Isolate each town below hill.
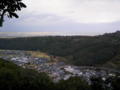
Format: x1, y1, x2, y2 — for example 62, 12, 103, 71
0, 50, 119, 83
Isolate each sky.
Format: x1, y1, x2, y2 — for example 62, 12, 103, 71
1, 0, 120, 35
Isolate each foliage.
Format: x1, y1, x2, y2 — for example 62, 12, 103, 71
57, 77, 91, 90
90, 76, 120, 90
0, 58, 91, 90
0, 0, 26, 26
0, 58, 54, 90
0, 58, 120, 90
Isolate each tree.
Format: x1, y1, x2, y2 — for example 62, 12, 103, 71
0, 0, 26, 27
111, 76, 120, 90
57, 77, 90, 90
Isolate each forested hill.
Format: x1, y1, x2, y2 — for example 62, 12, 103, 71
0, 31, 120, 69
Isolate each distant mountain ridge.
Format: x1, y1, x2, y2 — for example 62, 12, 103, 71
0, 31, 120, 70
0, 32, 96, 38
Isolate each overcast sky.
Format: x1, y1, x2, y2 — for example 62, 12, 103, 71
1, 0, 120, 35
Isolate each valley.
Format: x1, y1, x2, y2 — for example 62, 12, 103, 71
0, 50, 119, 83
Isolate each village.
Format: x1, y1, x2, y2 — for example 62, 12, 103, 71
0, 50, 118, 83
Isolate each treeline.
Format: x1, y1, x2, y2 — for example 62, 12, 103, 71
0, 58, 120, 90
0, 31, 120, 67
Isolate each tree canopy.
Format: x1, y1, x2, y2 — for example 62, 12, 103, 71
0, 0, 26, 27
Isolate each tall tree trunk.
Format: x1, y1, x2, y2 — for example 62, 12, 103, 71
0, 16, 3, 27
0, 10, 6, 27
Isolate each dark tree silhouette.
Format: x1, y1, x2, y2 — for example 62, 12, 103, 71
0, 0, 26, 27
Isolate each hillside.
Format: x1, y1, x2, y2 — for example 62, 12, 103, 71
0, 58, 55, 90
0, 58, 93, 90
0, 31, 120, 69
0, 58, 120, 90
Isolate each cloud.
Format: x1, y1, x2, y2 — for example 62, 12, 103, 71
18, 14, 69, 26
2, 0, 120, 34
19, 0, 120, 26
